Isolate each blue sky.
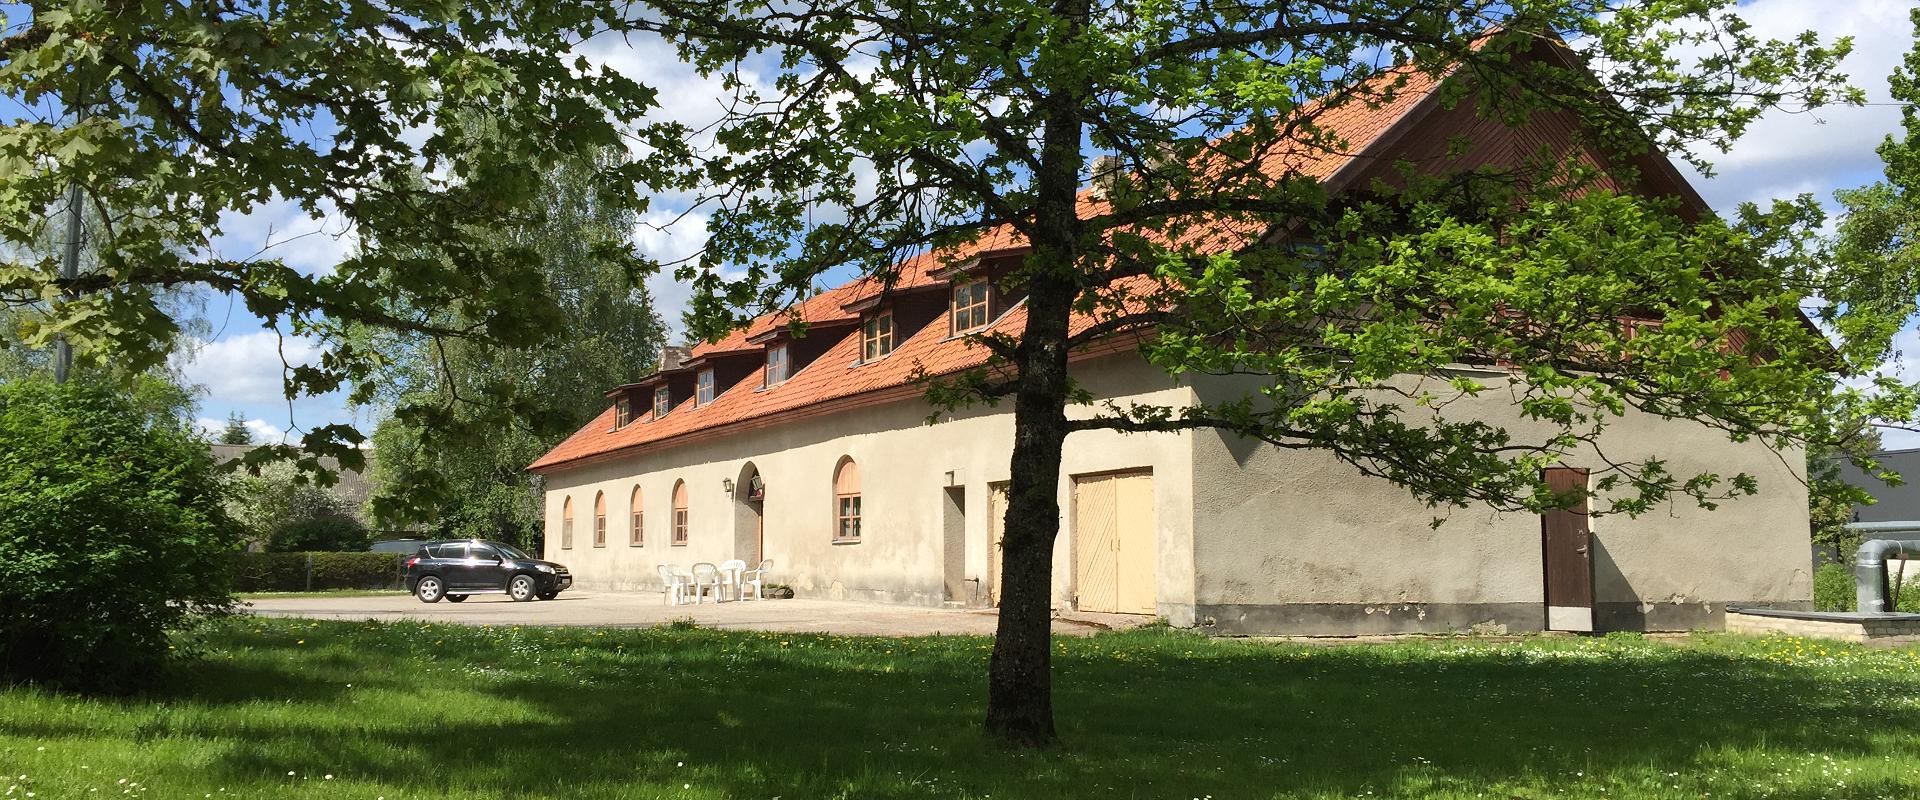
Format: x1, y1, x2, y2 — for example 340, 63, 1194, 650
55, 0, 1911, 446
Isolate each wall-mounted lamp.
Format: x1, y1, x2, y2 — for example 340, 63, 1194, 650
721, 477, 735, 497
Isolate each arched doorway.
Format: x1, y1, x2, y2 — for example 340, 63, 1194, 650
733, 462, 764, 564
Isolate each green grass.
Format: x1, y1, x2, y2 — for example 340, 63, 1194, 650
236, 589, 406, 599
3, 620, 1919, 799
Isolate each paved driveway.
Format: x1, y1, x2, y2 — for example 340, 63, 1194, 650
243, 592, 1116, 637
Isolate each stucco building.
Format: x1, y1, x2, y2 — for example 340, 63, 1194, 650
529, 61, 1813, 636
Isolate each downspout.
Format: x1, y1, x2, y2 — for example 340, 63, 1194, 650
1841, 521, 1920, 613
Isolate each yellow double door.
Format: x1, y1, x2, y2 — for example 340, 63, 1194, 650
989, 471, 1157, 615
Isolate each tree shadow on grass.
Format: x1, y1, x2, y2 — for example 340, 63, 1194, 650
175, 624, 1920, 798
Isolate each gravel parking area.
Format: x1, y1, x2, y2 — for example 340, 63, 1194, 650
242, 591, 1116, 636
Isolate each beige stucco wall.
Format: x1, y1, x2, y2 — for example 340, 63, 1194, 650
539, 352, 1196, 610
542, 357, 1811, 635
1187, 367, 1813, 634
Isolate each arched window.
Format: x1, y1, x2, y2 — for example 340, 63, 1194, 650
833, 457, 861, 542
593, 491, 607, 547
629, 485, 644, 546
671, 480, 689, 545
560, 496, 575, 549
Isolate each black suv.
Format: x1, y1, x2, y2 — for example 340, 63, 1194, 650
403, 540, 571, 603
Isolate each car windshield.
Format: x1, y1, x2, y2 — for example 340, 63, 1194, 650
487, 541, 531, 560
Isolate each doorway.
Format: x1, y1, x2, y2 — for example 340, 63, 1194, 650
942, 486, 967, 603
1541, 467, 1595, 632
1071, 470, 1156, 614
987, 481, 1008, 606
734, 462, 764, 564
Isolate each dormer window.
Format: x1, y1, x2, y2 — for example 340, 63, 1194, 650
696, 368, 716, 405
765, 343, 791, 386
614, 396, 633, 428
951, 278, 990, 334
863, 311, 895, 361
653, 386, 671, 418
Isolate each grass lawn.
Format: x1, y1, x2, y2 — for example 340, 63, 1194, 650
2, 620, 1918, 799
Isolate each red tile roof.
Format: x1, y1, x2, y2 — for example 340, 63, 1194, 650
529, 67, 1446, 473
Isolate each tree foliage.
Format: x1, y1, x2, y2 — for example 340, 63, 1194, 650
227, 459, 361, 550
217, 411, 253, 445
1799, 8, 1920, 556
0, 378, 238, 694
0, 0, 672, 476
359, 148, 668, 546
625, 0, 1875, 745
267, 514, 372, 553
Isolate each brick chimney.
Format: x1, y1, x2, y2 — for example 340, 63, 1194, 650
657, 344, 692, 372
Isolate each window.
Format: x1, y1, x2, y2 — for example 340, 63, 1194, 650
431, 542, 468, 559
614, 396, 632, 428
653, 386, 671, 418
593, 491, 607, 547
696, 369, 716, 405
469, 543, 497, 561
629, 485, 644, 546
862, 311, 895, 361
951, 279, 990, 334
560, 497, 574, 549
833, 457, 861, 542
765, 343, 790, 386
671, 480, 689, 545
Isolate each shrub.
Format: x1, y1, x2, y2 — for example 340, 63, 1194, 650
1812, 560, 1920, 613
0, 379, 239, 694
267, 514, 372, 552
1814, 563, 1854, 612
231, 551, 401, 591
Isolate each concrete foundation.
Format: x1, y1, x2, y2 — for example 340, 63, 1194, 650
1725, 607, 1920, 647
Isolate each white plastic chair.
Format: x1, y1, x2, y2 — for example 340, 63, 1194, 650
657, 564, 692, 606
740, 559, 772, 601
719, 559, 747, 601
690, 562, 723, 604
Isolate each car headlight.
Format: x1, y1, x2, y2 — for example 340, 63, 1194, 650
534, 564, 556, 574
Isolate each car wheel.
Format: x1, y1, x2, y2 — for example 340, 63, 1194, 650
415, 576, 445, 603
536, 591, 558, 601
446, 594, 469, 603
508, 575, 537, 602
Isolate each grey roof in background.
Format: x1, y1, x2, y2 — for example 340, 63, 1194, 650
1835, 448, 1920, 524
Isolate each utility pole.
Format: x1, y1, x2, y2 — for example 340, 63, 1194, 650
53, 99, 88, 384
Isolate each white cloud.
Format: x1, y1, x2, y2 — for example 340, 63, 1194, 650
632, 208, 715, 337
176, 330, 324, 406
193, 416, 289, 444
1682, 0, 1914, 211
207, 195, 359, 276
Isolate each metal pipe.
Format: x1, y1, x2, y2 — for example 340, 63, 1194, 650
1843, 523, 1920, 613
54, 99, 89, 384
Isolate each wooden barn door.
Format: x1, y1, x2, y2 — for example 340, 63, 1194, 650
1072, 470, 1157, 615
1541, 467, 1595, 632
987, 481, 1009, 606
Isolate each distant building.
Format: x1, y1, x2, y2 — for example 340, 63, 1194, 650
1833, 448, 1920, 525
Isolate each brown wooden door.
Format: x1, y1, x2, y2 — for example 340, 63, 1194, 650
1541, 467, 1595, 632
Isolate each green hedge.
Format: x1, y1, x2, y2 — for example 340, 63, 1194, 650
232, 552, 403, 592
1812, 562, 1920, 612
